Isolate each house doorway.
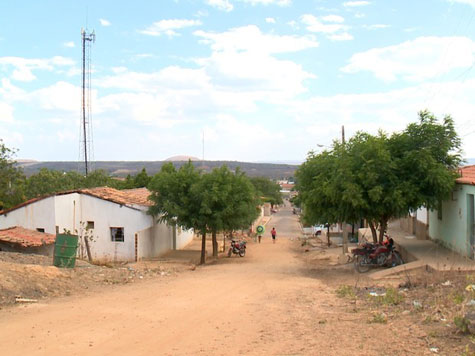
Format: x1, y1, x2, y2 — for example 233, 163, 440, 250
468, 194, 475, 259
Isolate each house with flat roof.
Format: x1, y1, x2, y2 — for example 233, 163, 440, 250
0, 187, 194, 262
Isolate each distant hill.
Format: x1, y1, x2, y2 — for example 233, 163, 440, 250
165, 155, 200, 161
18, 160, 298, 179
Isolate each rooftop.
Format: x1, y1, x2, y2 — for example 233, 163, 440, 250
81, 187, 152, 207
0, 187, 153, 216
0, 226, 56, 247
457, 165, 475, 185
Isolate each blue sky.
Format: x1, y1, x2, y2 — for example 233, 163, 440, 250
1, 0, 475, 163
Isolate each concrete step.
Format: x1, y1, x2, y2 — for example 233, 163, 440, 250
369, 260, 427, 280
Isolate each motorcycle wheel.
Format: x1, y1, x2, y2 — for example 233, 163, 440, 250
392, 251, 404, 266
354, 256, 370, 273
227, 248, 232, 257
239, 248, 246, 257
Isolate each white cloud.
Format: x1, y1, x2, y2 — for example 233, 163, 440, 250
341, 36, 475, 81
63, 41, 75, 48
363, 24, 390, 30
28, 81, 81, 112
321, 15, 345, 23
449, 0, 475, 7
328, 32, 354, 41
140, 19, 202, 37
343, 1, 370, 7
288, 79, 475, 158
266, 17, 276, 23
206, 0, 233, 12
99, 18, 111, 27
0, 56, 75, 82
0, 101, 14, 122
301, 14, 352, 41
194, 25, 318, 53
241, 0, 291, 5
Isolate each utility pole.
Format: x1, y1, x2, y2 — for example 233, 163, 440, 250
341, 125, 349, 254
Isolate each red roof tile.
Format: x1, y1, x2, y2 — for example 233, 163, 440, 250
0, 187, 153, 216
80, 187, 152, 207
457, 165, 475, 185
0, 226, 55, 247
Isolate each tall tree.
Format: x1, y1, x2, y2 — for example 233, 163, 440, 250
148, 162, 209, 264
296, 111, 462, 243
134, 168, 151, 188
0, 141, 25, 210
249, 177, 283, 206
198, 166, 260, 257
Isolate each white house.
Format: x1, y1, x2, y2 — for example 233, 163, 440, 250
0, 187, 194, 262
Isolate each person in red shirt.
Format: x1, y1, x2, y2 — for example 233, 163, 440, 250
271, 227, 277, 243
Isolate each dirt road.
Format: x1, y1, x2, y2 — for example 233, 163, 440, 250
0, 205, 432, 356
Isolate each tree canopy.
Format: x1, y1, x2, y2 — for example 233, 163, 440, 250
295, 111, 462, 243
249, 177, 283, 206
0, 141, 25, 211
148, 162, 260, 263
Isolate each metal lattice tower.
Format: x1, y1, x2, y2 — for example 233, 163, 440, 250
79, 28, 95, 176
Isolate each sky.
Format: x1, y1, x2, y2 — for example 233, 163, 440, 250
1, 0, 475, 163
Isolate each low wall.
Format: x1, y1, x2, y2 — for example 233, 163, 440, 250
0, 242, 54, 256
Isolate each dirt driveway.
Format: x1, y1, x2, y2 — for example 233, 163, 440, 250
0, 206, 444, 355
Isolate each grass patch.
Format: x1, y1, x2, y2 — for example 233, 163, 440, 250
336, 285, 355, 299
369, 312, 387, 324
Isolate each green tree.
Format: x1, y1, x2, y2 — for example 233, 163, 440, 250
148, 162, 260, 263
296, 111, 462, 243
0, 141, 25, 210
197, 166, 260, 257
249, 177, 283, 206
148, 162, 209, 264
133, 168, 151, 188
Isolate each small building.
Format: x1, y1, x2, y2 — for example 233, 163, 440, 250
0, 187, 194, 262
429, 165, 475, 259
0, 226, 56, 256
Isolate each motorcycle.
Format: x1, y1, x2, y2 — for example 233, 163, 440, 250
227, 240, 246, 257
352, 237, 403, 273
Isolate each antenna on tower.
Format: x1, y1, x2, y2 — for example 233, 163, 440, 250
79, 27, 95, 176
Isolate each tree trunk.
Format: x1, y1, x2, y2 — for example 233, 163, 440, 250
378, 219, 388, 244
369, 222, 378, 244
212, 229, 218, 257
200, 232, 206, 265
342, 223, 349, 254
327, 225, 331, 246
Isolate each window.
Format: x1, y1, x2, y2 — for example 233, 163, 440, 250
86, 221, 95, 230
36, 228, 45, 233
111, 227, 124, 242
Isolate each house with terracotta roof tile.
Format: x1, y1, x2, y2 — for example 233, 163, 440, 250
0, 226, 56, 255
0, 187, 194, 262
428, 165, 475, 259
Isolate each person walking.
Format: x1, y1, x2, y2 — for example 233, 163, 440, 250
271, 227, 277, 243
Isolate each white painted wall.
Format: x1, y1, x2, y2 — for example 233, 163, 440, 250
176, 226, 194, 249
416, 207, 428, 224
0, 197, 56, 234
0, 192, 194, 262
77, 195, 152, 262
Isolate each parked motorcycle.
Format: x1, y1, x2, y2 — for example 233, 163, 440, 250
227, 240, 246, 257
352, 237, 403, 273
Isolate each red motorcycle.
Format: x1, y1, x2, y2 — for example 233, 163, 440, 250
227, 240, 246, 257
352, 237, 403, 273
